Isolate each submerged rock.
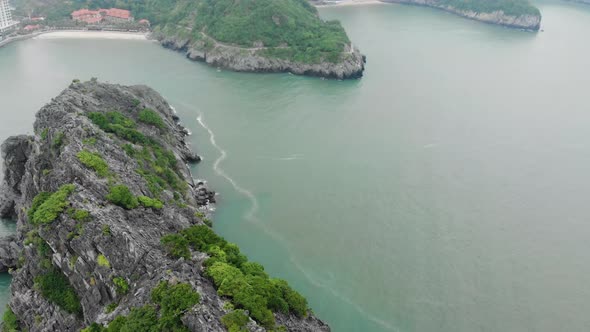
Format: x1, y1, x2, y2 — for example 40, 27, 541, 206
0, 80, 329, 332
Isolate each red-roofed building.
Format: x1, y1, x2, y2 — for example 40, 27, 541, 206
23, 24, 40, 31
71, 8, 133, 24
138, 19, 150, 26
71, 9, 101, 23
102, 8, 132, 22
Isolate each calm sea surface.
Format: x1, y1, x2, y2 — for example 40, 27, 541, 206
0, 1, 589, 330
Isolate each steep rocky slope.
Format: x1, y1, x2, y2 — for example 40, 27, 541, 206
0, 80, 330, 332
156, 33, 365, 80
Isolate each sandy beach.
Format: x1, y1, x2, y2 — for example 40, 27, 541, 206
34, 31, 148, 40
315, 0, 384, 7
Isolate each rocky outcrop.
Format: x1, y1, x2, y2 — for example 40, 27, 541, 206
0, 80, 329, 331
0, 235, 21, 272
0, 135, 33, 218
381, 0, 542, 30
155, 33, 366, 80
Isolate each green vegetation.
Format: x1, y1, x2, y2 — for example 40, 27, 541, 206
106, 185, 139, 210
40, 128, 49, 140
17, 0, 352, 64
102, 225, 111, 236
138, 109, 166, 130
87, 112, 152, 145
134, 145, 186, 196
68, 208, 91, 222
77, 150, 110, 177
2, 306, 19, 332
66, 208, 91, 239
28, 192, 52, 220
161, 234, 190, 259
113, 277, 129, 294
438, 0, 540, 16
106, 302, 119, 314
97, 254, 111, 268
83, 137, 97, 146
221, 310, 250, 332
34, 268, 82, 315
102, 305, 159, 331
151, 281, 200, 329
160, 225, 308, 327
24, 231, 51, 257
85, 281, 200, 331
29, 184, 76, 225
172, 0, 350, 63
86, 111, 186, 196
138, 196, 164, 209
52, 131, 65, 150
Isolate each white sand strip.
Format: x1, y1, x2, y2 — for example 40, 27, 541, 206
316, 0, 384, 7
34, 31, 148, 40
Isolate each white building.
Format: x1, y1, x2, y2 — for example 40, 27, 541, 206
0, 0, 17, 33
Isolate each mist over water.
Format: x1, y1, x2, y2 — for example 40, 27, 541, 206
0, 1, 590, 330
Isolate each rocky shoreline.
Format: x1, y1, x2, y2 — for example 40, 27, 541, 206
377, 0, 542, 30
152, 32, 366, 80
0, 80, 330, 331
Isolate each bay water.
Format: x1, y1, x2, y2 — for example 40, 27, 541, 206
0, 1, 589, 330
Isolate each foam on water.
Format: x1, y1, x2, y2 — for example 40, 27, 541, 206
195, 113, 397, 331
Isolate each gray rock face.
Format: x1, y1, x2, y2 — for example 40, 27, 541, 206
0, 135, 33, 218
382, 0, 542, 30
0, 81, 329, 332
155, 33, 366, 80
0, 235, 21, 272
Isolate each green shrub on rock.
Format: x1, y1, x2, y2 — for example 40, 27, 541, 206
97, 254, 111, 268
106, 185, 138, 209
160, 234, 190, 259
28, 192, 51, 221
113, 277, 129, 295
138, 196, 164, 209
34, 268, 82, 315
151, 281, 200, 330
170, 225, 309, 325
138, 109, 166, 130
30, 184, 76, 225
106, 305, 159, 331
221, 310, 249, 332
2, 306, 19, 332
77, 150, 109, 177
68, 208, 91, 222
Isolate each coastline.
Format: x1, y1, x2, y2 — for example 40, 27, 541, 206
315, 0, 384, 7
316, 0, 541, 31
34, 30, 148, 40
0, 29, 149, 50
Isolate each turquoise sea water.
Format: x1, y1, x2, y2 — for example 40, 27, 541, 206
0, 1, 589, 330
0, 220, 17, 316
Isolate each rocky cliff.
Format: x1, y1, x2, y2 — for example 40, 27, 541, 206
0, 80, 330, 332
381, 0, 542, 30
154, 33, 365, 80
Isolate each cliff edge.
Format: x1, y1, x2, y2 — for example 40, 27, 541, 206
0, 80, 330, 332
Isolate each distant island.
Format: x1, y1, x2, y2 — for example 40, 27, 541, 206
13, 0, 366, 79
315, 0, 542, 30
